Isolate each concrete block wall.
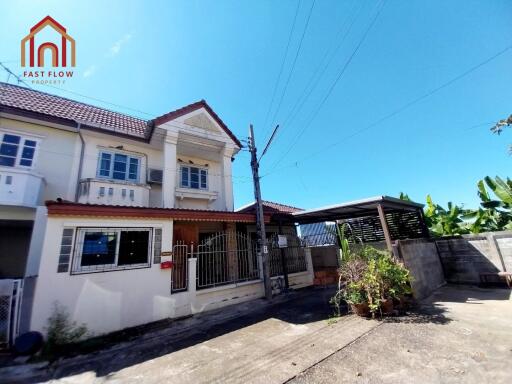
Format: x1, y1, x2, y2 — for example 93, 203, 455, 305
397, 239, 446, 299
435, 231, 511, 284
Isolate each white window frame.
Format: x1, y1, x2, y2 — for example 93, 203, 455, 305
96, 150, 141, 183
71, 227, 152, 274
0, 130, 40, 169
180, 165, 208, 190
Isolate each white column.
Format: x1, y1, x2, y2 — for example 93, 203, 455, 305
162, 133, 178, 208
305, 247, 314, 285
221, 146, 235, 211
188, 257, 198, 313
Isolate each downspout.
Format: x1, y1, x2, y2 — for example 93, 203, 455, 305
74, 122, 85, 202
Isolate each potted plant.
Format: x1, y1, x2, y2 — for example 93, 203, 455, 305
344, 282, 370, 317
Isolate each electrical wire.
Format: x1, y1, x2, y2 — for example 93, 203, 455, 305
262, 43, 512, 178
266, 0, 316, 137
260, 0, 302, 141
260, 0, 363, 161
267, 0, 387, 172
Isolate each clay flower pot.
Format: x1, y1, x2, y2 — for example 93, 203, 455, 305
350, 302, 370, 317
395, 294, 412, 310
380, 298, 394, 315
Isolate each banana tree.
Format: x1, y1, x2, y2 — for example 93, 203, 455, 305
423, 195, 470, 236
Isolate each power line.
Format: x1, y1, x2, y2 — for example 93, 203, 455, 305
269, 0, 364, 149
267, 0, 316, 135
263, 43, 512, 178
260, 0, 302, 141
268, 0, 386, 172
0, 64, 247, 147
0, 62, 33, 89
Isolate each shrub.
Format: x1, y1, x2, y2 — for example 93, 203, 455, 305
332, 245, 412, 317
42, 303, 88, 359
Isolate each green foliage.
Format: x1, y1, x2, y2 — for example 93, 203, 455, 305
331, 245, 412, 317
400, 175, 512, 236
42, 303, 88, 359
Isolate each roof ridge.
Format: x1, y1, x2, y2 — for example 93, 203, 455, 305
262, 200, 304, 211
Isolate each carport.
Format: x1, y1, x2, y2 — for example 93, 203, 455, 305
293, 196, 429, 252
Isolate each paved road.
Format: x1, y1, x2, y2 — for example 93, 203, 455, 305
291, 285, 512, 384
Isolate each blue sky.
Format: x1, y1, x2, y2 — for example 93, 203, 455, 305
1, 0, 511, 210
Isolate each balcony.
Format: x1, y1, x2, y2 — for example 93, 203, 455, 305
0, 168, 45, 208
78, 178, 150, 207
175, 187, 218, 202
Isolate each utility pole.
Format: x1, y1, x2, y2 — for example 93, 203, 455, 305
249, 124, 272, 300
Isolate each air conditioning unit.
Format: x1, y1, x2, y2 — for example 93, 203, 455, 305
147, 168, 163, 184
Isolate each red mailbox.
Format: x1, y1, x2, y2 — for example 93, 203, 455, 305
160, 261, 174, 269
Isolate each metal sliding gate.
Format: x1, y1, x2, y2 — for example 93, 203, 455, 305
170, 231, 259, 293
268, 234, 308, 277
0, 279, 23, 348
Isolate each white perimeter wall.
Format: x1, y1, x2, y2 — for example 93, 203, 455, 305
30, 216, 314, 337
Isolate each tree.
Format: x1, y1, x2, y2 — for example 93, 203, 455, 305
400, 176, 512, 236
491, 114, 512, 153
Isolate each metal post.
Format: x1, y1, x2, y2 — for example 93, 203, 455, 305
278, 218, 289, 290
377, 204, 393, 252
249, 124, 272, 300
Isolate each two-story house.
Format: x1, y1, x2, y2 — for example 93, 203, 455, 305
0, 82, 313, 340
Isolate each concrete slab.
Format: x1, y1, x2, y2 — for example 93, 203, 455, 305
290, 285, 512, 384
0, 287, 378, 383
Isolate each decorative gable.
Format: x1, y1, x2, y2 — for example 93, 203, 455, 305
184, 112, 219, 132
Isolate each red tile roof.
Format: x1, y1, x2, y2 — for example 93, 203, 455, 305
45, 200, 271, 223
0, 82, 241, 146
0, 82, 148, 138
236, 200, 304, 215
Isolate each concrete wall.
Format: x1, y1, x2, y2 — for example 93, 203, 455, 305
310, 246, 339, 269
29, 216, 174, 336
397, 239, 446, 300
435, 231, 512, 284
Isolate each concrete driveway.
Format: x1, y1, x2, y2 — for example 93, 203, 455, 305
2, 285, 510, 383
2, 287, 378, 383
291, 285, 512, 384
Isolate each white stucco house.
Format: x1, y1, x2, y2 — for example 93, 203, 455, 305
0, 82, 313, 343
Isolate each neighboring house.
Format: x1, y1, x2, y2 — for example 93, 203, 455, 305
0, 82, 313, 342
235, 201, 312, 288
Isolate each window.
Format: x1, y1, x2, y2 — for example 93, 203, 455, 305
72, 228, 152, 273
180, 165, 208, 190
97, 150, 140, 182
0, 132, 38, 168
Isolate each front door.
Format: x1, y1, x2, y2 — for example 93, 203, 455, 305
171, 222, 199, 292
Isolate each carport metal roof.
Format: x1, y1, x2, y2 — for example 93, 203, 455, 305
293, 196, 426, 252
292, 196, 423, 224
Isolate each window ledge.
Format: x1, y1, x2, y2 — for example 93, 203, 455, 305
175, 188, 218, 201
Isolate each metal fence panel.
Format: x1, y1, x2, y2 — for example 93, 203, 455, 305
171, 242, 189, 293
0, 279, 23, 348
196, 231, 259, 289
268, 234, 308, 277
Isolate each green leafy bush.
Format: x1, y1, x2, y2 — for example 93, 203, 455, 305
332, 245, 412, 317
42, 303, 88, 359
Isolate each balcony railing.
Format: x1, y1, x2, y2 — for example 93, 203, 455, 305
0, 168, 44, 207
78, 178, 150, 207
